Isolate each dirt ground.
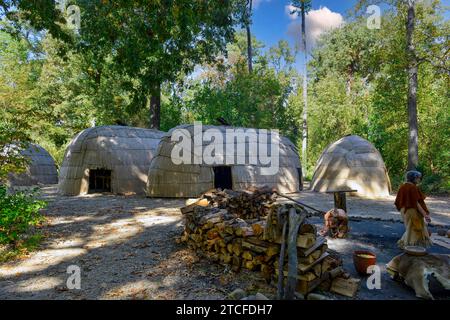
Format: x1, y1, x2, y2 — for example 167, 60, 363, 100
0, 186, 449, 300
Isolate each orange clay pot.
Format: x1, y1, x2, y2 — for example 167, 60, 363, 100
353, 250, 377, 275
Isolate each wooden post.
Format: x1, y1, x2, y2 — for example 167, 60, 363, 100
327, 189, 356, 213
277, 216, 288, 300
334, 192, 347, 212
284, 207, 307, 300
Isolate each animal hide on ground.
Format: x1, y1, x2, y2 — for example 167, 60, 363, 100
387, 253, 450, 300
319, 208, 349, 238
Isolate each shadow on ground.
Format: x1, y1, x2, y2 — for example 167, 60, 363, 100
0, 186, 273, 300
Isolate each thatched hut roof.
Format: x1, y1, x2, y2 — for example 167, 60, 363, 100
58, 126, 165, 195
8, 143, 58, 186
147, 124, 302, 198
311, 135, 391, 198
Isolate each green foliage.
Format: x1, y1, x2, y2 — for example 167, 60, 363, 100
0, 233, 43, 263
184, 71, 285, 129
289, 0, 312, 14
165, 32, 301, 138
420, 174, 449, 195
0, 124, 30, 183
306, 6, 449, 192
67, 0, 245, 126
0, 186, 47, 246
0, 29, 34, 180
0, 0, 73, 44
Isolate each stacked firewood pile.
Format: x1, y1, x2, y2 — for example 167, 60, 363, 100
179, 187, 350, 296
200, 187, 278, 219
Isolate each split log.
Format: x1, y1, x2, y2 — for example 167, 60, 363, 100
251, 221, 266, 236
242, 239, 268, 254
242, 251, 254, 261
298, 252, 329, 273
329, 266, 344, 279
232, 240, 243, 256
244, 260, 257, 271
298, 236, 326, 257
297, 273, 327, 295
299, 223, 317, 235
265, 245, 280, 261
296, 233, 316, 249
181, 198, 209, 214
232, 255, 242, 272
330, 277, 360, 298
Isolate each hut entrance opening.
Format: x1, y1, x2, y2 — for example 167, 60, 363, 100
89, 169, 112, 193
213, 166, 232, 190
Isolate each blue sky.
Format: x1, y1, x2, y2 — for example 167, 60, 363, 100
249, 0, 359, 72
251, 0, 357, 49
249, 0, 450, 70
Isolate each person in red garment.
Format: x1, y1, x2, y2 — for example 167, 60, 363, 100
395, 170, 432, 249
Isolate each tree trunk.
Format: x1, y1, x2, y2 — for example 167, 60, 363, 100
346, 62, 355, 96
406, 0, 419, 170
301, 1, 308, 177
246, 0, 253, 73
149, 82, 161, 130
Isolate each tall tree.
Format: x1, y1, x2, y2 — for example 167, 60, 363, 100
291, 0, 311, 176
245, 0, 253, 73
355, 0, 435, 171
56, 1, 244, 130
405, 0, 418, 170
0, 30, 35, 181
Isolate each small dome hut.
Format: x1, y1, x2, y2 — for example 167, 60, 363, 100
8, 144, 58, 186
311, 135, 391, 198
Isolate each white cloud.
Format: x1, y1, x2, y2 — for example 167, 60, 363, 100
285, 5, 297, 20
286, 6, 344, 51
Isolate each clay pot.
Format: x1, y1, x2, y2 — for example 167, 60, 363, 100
353, 250, 377, 275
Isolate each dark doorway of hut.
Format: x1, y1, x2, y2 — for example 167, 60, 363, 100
89, 169, 112, 194
213, 166, 232, 190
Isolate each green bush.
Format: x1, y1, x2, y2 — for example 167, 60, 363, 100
420, 174, 449, 195
0, 186, 47, 246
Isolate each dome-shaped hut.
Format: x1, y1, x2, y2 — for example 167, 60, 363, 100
310, 135, 391, 198
8, 143, 58, 186
58, 126, 165, 195
147, 124, 302, 198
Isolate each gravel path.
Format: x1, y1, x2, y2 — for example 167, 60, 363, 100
0, 186, 448, 300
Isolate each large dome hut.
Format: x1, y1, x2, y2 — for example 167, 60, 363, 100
58, 126, 165, 195
147, 124, 303, 198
